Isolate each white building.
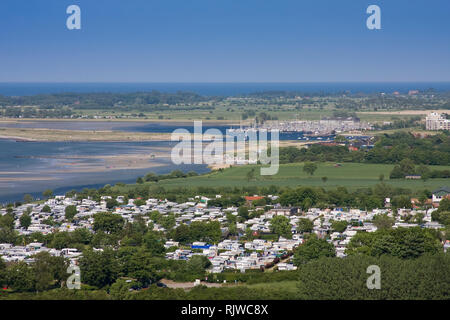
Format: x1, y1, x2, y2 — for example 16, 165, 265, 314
426, 112, 450, 131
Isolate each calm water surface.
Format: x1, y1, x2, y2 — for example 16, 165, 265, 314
0, 140, 208, 203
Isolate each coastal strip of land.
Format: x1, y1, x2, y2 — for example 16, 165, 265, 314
0, 118, 242, 124
0, 126, 326, 143
0, 126, 252, 142
0, 127, 174, 142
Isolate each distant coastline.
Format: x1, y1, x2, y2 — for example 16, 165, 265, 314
1, 82, 450, 96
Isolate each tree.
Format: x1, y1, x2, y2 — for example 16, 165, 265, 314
42, 189, 53, 199
378, 174, 384, 181
417, 164, 430, 180
297, 218, 314, 233
19, 213, 32, 230
228, 223, 238, 237
79, 249, 119, 288
372, 214, 395, 230
0, 213, 15, 230
361, 195, 383, 210
71, 228, 93, 245
160, 214, 176, 230
49, 232, 73, 250
186, 255, 211, 276
321, 176, 328, 183
136, 177, 144, 184
293, 235, 336, 266
269, 215, 292, 239
303, 162, 318, 176
399, 158, 416, 175
144, 172, 159, 182
418, 191, 431, 208
188, 221, 222, 244
296, 254, 450, 300
133, 199, 146, 207
331, 220, 348, 233
110, 278, 135, 299
0, 228, 17, 244
143, 231, 165, 256
389, 165, 404, 179
0, 258, 5, 287
93, 212, 124, 234
41, 205, 51, 213
392, 195, 412, 210
432, 211, 450, 226
346, 227, 442, 259
279, 187, 318, 207
301, 198, 313, 211
414, 212, 425, 224
173, 224, 191, 244
149, 210, 161, 222
117, 247, 160, 287
23, 194, 34, 203
65, 205, 78, 222
106, 198, 119, 209
437, 198, 450, 213
389, 158, 417, 179
5, 261, 35, 292
33, 251, 68, 291
0, 212, 16, 244
238, 206, 249, 220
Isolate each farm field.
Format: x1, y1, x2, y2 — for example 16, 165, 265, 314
143, 162, 450, 191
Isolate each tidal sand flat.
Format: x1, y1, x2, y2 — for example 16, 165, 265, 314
0, 127, 174, 142
0, 139, 209, 203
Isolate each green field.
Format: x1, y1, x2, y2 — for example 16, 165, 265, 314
76, 106, 338, 121
80, 108, 404, 122
149, 162, 450, 191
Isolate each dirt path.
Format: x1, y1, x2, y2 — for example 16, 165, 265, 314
160, 279, 224, 289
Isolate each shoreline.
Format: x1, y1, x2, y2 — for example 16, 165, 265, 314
0, 127, 174, 142
0, 118, 241, 124
0, 127, 316, 143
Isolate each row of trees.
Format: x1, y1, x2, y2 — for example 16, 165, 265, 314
26, 176, 424, 213
136, 170, 199, 184
4, 253, 448, 300
170, 221, 222, 244
0, 91, 213, 109
345, 227, 442, 259
280, 132, 450, 166
389, 158, 450, 179
0, 252, 68, 292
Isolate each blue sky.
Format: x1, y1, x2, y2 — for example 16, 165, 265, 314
0, 0, 449, 82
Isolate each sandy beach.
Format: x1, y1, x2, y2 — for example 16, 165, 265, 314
0, 127, 230, 142
0, 127, 174, 142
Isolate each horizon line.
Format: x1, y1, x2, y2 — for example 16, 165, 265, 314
1, 81, 450, 84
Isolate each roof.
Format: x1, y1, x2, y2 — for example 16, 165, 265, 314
432, 186, 450, 195
245, 196, 264, 201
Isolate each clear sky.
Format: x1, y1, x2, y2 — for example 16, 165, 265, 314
0, 0, 449, 82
